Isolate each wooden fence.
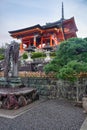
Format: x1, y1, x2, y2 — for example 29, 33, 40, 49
0, 71, 87, 78
0, 71, 55, 78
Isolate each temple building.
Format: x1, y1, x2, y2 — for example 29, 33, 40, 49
9, 3, 78, 52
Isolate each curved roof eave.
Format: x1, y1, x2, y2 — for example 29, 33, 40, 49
9, 24, 42, 34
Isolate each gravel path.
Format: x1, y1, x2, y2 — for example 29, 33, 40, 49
0, 99, 86, 130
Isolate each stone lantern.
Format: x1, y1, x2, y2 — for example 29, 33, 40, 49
25, 45, 35, 63
43, 43, 53, 62
25, 45, 35, 71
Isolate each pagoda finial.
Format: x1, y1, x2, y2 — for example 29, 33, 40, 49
62, 2, 64, 20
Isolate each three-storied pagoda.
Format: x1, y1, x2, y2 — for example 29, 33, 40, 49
9, 3, 78, 52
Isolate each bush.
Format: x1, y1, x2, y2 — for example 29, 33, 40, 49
31, 52, 45, 59
50, 51, 56, 57
44, 37, 87, 82
22, 51, 56, 59
0, 54, 4, 60
22, 53, 28, 59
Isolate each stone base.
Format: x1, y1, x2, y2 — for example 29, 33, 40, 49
0, 87, 39, 109
0, 77, 39, 109
0, 77, 23, 88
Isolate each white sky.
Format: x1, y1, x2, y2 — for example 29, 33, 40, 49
0, 0, 87, 46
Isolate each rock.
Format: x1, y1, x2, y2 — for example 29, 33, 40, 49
18, 95, 27, 107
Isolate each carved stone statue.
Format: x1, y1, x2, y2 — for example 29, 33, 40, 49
0, 41, 39, 110
4, 41, 19, 77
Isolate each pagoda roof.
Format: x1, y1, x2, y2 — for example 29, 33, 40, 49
9, 17, 77, 35
42, 19, 62, 29
9, 24, 42, 34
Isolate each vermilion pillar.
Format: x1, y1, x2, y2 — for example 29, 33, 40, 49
34, 36, 36, 47
60, 27, 65, 40
20, 43, 24, 52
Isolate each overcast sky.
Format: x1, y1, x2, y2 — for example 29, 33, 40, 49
0, 0, 87, 46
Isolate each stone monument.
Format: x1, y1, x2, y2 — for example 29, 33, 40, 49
3, 41, 22, 88
0, 41, 39, 109
4, 41, 19, 77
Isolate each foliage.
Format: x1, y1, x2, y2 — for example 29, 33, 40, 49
22, 51, 56, 59
58, 60, 87, 82
31, 52, 45, 59
56, 37, 87, 64
84, 37, 87, 42
22, 52, 28, 59
0, 47, 5, 60
44, 58, 61, 73
0, 54, 4, 60
50, 51, 56, 57
44, 37, 87, 82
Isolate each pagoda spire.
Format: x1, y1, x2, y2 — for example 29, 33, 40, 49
61, 2, 64, 20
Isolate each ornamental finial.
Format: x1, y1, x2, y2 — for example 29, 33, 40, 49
62, 2, 64, 20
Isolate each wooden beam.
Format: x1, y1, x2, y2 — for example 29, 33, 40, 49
60, 27, 65, 40
11, 28, 42, 38
50, 35, 52, 46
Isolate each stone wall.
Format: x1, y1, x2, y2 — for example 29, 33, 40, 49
22, 77, 87, 101
22, 77, 57, 97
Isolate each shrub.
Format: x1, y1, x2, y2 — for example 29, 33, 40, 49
0, 54, 4, 60
22, 52, 28, 59
31, 52, 45, 59
50, 51, 56, 57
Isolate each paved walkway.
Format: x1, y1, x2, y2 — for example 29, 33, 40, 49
0, 99, 86, 130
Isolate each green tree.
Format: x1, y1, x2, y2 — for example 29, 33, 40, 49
84, 37, 87, 42
44, 37, 87, 101
58, 60, 87, 82
44, 37, 87, 78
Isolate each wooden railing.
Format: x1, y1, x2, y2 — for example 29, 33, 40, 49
0, 71, 87, 78
0, 71, 55, 78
